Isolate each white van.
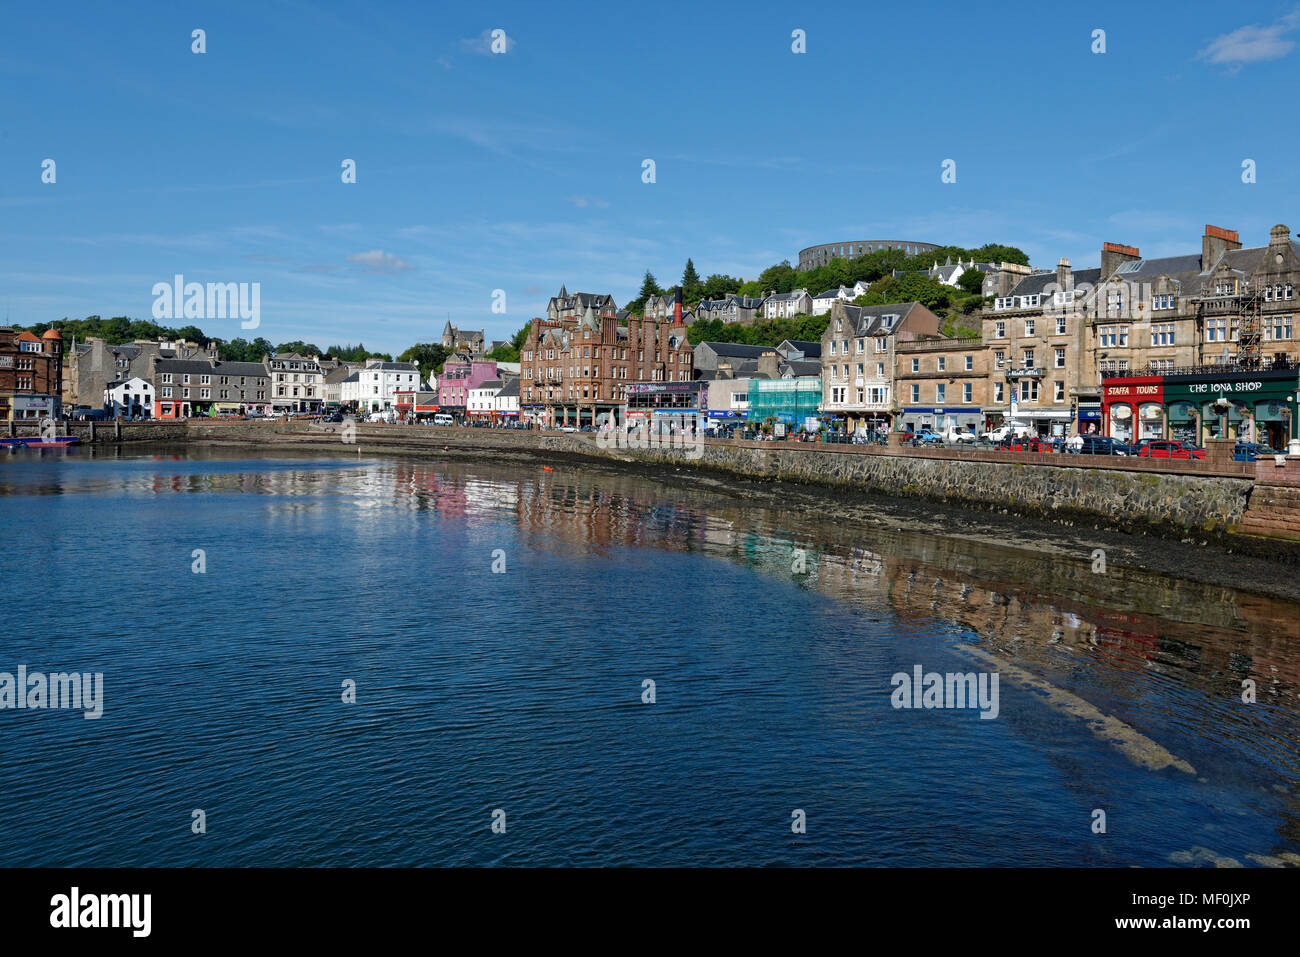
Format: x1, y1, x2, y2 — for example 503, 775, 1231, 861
433, 413, 454, 426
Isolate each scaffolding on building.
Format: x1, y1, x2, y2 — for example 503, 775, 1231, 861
747, 378, 823, 425
1193, 281, 1263, 368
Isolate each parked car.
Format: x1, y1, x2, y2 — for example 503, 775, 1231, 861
1074, 435, 1133, 456
559, 425, 578, 433
432, 413, 454, 426
981, 424, 1032, 443
1233, 442, 1277, 461
943, 427, 977, 444
1138, 440, 1206, 460
912, 428, 944, 446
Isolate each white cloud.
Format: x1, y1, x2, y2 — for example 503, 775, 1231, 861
1198, 11, 1300, 66
345, 250, 413, 274
565, 195, 610, 209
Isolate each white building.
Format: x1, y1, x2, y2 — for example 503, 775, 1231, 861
494, 377, 519, 420
762, 289, 813, 319
346, 359, 421, 413
103, 376, 154, 418
812, 285, 857, 315
468, 378, 503, 420
266, 352, 324, 413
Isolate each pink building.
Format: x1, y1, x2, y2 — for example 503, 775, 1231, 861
437, 359, 497, 419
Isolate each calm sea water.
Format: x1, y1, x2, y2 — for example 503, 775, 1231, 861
2, 447, 1299, 867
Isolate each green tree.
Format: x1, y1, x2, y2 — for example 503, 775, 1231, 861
957, 269, 987, 296
756, 261, 797, 295
681, 259, 702, 303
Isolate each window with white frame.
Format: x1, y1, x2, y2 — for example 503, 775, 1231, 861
910, 384, 919, 403
1054, 347, 1065, 368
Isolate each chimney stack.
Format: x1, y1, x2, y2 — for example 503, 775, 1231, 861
1268, 223, 1291, 249
757, 351, 779, 379
1101, 241, 1141, 278
1202, 224, 1241, 268
1056, 257, 1072, 290
673, 285, 683, 324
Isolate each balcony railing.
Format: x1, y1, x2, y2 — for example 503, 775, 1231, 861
1099, 355, 1298, 379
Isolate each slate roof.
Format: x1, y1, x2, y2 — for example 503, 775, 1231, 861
832, 302, 918, 336
1007, 268, 1103, 297
497, 378, 520, 398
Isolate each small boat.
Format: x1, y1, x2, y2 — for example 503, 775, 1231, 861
0, 435, 80, 449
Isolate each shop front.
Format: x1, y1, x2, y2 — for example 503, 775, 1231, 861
1077, 404, 1102, 436
9, 394, 60, 420
900, 405, 982, 434
1103, 370, 1299, 447
1102, 377, 1163, 444
1164, 370, 1299, 447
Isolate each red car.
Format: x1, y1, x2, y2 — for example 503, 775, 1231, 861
1137, 440, 1206, 460
1002, 435, 1053, 453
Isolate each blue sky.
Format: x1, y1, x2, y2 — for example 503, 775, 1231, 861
2, 1, 1299, 355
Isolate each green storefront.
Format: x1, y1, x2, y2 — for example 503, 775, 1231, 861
1163, 369, 1299, 448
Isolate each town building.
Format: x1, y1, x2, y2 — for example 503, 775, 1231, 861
983, 257, 1103, 437
819, 300, 942, 434
152, 357, 270, 418
438, 357, 499, 421
546, 285, 617, 322
441, 321, 485, 355
103, 376, 154, 419
468, 379, 502, 421
812, 286, 859, 315
0, 327, 63, 420
495, 377, 520, 421
694, 294, 766, 325
266, 352, 323, 414
65, 336, 211, 411
347, 359, 421, 414
894, 336, 990, 435
520, 300, 692, 428
1081, 224, 1300, 379
762, 289, 812, 319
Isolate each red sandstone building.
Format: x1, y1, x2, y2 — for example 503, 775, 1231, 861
0, 327, 63, 420
519, 288, 694, 428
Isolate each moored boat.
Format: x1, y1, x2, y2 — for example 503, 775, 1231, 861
0, 435, 80, 449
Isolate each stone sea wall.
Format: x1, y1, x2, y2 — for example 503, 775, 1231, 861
538, 433, 1253, 537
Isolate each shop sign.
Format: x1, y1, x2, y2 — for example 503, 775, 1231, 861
1103, 382, 1162, 402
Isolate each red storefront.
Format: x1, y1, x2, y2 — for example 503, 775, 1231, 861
1101, 376, 1163, 443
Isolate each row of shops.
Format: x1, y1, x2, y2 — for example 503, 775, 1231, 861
1102, 368, 1300, 447
0, 393, 61, 420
